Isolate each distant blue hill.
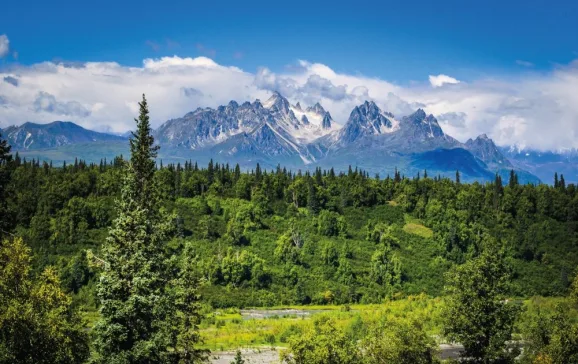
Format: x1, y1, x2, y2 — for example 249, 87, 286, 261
1, 121, 126, 150
410, 148, 495, 180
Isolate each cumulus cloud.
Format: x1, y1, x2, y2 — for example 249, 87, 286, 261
1, 55, 578, 150
429, 74, 461, 88
0, 35, 9, 58
301, 75, 349, 101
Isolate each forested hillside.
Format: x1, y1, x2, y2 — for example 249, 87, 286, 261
1, 97, 578, 364
2, 151, 577, 308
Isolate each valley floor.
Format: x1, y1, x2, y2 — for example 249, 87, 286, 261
187, 296, 571, 362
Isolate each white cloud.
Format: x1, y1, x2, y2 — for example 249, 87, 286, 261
1, 55, 578, 151
0, 35, 9, 58
428, 74, 461, 88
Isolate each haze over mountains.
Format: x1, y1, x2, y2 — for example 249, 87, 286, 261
2, 92, 576, 184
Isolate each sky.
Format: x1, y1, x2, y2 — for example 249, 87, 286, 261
1, 0, 578, 150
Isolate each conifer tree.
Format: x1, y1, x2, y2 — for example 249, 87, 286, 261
93, 95, 206, 363
0, 132, 12, 234
171, 245, 209, 364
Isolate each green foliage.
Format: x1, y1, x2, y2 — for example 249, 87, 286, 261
172, 244, 210, 363
520, 303, 578, 364
274, 227, 303, 264
219, 249, 270, 288
0, 238, 89, 364
60, 250, 93, 293
370, 243, 402, 289
317, 210, 347, 237
363, 317, 440, 364
443, 237, 521, 363
281, 316, 362, 364
230, 350, 245, 364
0, 131, 12, 234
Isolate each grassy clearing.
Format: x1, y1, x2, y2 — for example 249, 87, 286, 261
198, 295, 572, 351
199, 294, 445, 351
403, 222, 434, 239
403, 215, 434, 238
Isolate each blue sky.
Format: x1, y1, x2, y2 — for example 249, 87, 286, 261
1, 0, 578, 150
3, 0, 578, 82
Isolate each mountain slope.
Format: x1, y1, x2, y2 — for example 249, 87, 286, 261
500, 146, 578, 184
410, 148, 494, 180
465, 134, 512, 169
2, 121, 125, 150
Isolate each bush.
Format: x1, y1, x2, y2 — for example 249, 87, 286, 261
317, 210, 347, 237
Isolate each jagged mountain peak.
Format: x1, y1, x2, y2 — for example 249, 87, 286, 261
294, 102, 303, 111
465, 133, 512, 168
306, 102, 326, 115
406, 108, 428, 123
399, 109, 446, 140
336, 101, 398, 144
263, 91, 290, 111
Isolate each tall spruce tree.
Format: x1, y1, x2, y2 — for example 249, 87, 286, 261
0, 132, 12, 235
93, 95, 205, 363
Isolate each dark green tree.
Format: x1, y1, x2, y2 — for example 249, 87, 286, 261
171, 245, 209, 364
0, 132, 12, 234
443, 237, 520, 363
93, 95, 206, 363
129, 94, 159, 208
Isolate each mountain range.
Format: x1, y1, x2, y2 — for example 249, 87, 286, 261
2, 92, 576, 184
0, 121, 125, 150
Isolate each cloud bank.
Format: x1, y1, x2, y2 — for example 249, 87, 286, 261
1, 54, 578, 150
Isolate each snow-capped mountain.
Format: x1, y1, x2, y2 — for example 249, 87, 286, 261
333, 101, 399, 146
264, 91, 340, 143
156, 92, 340, 165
